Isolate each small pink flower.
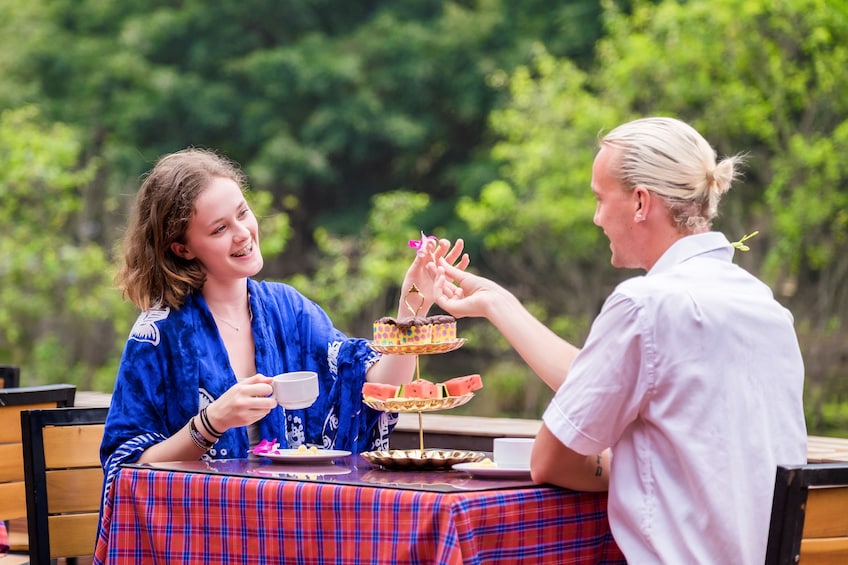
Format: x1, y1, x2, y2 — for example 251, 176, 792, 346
251, 438, 279, 455
408, 231, 437, 255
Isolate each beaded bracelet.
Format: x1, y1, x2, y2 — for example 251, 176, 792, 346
188, 416, 216, 451
199, 407, 223, 439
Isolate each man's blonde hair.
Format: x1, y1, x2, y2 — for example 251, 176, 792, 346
602, 117, 745, 232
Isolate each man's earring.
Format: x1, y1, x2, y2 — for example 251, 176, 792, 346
635, 212, 644, 221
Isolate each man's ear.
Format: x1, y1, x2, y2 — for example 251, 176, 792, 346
170, 241, 195, 260
633, 186, 652, 221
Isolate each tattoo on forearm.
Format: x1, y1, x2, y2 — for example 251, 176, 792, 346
595, 455, 603, 477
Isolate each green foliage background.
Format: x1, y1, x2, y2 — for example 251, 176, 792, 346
1, 0, 846, 434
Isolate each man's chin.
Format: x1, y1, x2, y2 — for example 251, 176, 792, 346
609, 253, 621, 269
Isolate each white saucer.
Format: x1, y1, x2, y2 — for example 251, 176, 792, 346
452, 462, 532, 479
254, 449, 351, 463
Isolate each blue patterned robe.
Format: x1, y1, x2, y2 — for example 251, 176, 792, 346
100, 278, 396, 489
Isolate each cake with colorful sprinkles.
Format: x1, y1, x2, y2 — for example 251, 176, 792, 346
427, 315, 456, 344
373, 316, 432, 346
372, 315, 457, 346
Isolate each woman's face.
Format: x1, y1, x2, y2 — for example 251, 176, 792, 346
173, 176, 263, 283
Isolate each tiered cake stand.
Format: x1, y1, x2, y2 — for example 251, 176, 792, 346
361, 338, 484, 469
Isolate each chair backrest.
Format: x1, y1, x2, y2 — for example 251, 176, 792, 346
766, 462, 848, 564
0, 365, 21, 389
21, 406, 108, 564
0, 384, 76, 551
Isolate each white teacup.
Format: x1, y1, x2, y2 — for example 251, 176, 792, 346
272, 371, 319, 410
493, 437, 535, 469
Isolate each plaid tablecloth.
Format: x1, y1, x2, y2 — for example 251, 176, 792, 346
94, 466, 624, 564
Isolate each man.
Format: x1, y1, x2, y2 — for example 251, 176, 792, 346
432, 117, 806, 563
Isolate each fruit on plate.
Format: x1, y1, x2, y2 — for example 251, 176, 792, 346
400, 379, 439, 399
442, 374, 483, 396
361, 375, 483, 402
362, 382, 400, 400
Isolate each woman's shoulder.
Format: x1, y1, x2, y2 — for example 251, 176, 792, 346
126, 300, 199, 347
249, 279, 312, 308
249, 278, 297, 295
127, 306, 175, 346
249, 279, 338, 331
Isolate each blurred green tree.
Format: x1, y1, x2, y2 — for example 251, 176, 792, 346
0, 0, 845, 431
0, 106, 132, 388
0, 0, 606, 276
455, 0, 848, 421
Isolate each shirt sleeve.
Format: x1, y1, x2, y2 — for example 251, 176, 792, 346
543, 289, 654, 455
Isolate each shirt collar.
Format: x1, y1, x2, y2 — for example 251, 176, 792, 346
648, 232, 734, 275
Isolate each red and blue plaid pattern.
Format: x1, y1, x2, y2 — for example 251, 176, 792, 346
95, 467, 624, 564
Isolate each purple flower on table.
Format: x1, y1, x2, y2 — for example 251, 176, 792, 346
250, 438, 279, 455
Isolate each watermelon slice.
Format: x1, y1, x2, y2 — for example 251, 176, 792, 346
442, 374, 483, 396
362, 382, 400, 401
400, 379, 439, 399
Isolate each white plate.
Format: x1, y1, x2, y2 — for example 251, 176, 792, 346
254, 449, 351, 463
452, 462, 532, 479
367, 339, 466, 355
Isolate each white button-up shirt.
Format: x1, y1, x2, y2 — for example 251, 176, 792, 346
543, 231, 807, 564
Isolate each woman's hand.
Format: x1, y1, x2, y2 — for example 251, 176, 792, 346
204, 374, 277, 432
398, 238, 469, 317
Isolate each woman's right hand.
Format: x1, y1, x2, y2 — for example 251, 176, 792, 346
397, 237, 469, 317
204, 374, 277, 432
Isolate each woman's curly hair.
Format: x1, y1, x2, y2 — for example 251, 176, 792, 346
115, 148, 247, 311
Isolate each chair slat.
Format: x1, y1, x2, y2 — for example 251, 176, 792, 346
0, 403, 55, 443
7, 529, 30, 553
43, 424, 105, 468
803, 487, 848, 538
799, 536, 848, 565
0, 443, 24, 482
0, 481, 27, 519
47, 513, 99, 558
45, 467, 103, 513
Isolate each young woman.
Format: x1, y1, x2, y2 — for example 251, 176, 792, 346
100, 147, 468, 485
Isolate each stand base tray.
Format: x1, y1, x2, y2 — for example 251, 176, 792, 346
360, 449, 485, 470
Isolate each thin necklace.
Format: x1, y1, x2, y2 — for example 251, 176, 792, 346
211, 312, 243, 332
209, 297, 253, 332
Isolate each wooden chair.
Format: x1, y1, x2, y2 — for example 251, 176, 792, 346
21, 406, 108, 565
766, 462, 848, 564
0, 365, 20, 389
0, 384, 76, 554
